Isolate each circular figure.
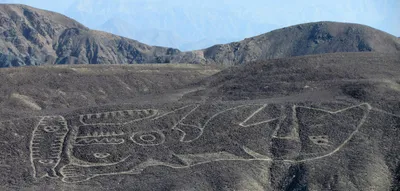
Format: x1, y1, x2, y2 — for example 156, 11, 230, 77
130, 131, 165, 146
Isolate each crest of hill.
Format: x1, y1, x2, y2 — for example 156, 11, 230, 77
199, 22, 400, 65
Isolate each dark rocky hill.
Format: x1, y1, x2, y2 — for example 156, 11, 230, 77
199, 22, 400, 65
0, 4, 181, 67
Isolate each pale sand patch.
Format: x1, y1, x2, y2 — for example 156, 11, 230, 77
10, 93, 42, 111
385, 80, 400, 91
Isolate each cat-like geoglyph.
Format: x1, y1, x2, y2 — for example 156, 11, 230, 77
28, 103, 372, 183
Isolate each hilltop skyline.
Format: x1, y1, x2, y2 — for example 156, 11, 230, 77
0, 0, 399, 50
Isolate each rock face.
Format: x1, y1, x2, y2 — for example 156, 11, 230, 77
0, 4, 181, 67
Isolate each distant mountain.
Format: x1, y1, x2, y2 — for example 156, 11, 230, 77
64, 0, 279, 51
180, 37, 240, 52
100, 18, 184, 49
0, 4, 180, 67
198, 22, 400, 65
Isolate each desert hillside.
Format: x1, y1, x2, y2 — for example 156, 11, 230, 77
0, 52, 399, 190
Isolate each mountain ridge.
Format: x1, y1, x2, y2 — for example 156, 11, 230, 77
0, 4, 399, 67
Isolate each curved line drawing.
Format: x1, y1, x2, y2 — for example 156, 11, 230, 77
40, 102, 377, 183
43, 126, 61, 133
291, 103, 372, 163
170, 104, 201, 142
67, 155, 132, 168
60, 155, 133, 182
38, 159, 57, 164
93, 153, 111, 159
179, 104, 270, 143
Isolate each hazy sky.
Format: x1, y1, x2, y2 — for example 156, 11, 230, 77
0, 0, 399, 45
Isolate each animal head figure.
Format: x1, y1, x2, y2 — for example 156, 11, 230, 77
294, 103, 371, 161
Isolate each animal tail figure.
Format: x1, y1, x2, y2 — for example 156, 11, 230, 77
30, 116, 69, 178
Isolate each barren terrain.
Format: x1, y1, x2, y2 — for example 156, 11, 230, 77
0, 52, 399, 190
